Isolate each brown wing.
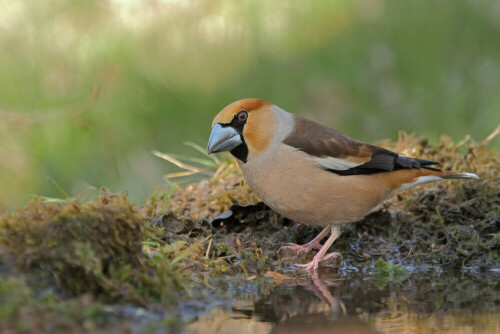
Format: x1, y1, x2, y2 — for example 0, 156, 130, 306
283, 115, 439, 175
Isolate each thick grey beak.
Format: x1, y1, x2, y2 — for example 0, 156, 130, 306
207, 123, 243, 154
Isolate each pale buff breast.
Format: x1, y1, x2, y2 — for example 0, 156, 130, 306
238, 144, 393, 225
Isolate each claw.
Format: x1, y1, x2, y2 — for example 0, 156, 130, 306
296, 258, 321, 271
282, 225, 332, 255
282, 240, 322, 253
296, 252, 342, 271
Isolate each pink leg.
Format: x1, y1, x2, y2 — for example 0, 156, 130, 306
282, 225, 332, 254
296, 224, 343, 271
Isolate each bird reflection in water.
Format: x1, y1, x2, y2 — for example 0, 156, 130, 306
233, 271, 380, 334
187, 269, 499, 334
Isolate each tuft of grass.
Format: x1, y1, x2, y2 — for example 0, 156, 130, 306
152, 141, 225, 181
150, 142, 258, 219
35, 177, 99, 205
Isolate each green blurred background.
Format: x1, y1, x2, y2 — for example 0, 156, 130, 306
0, 0, 499, 210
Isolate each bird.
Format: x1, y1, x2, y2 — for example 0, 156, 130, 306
207, 98, 478, 272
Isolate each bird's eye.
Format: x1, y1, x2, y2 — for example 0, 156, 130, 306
237, 110, 248, 122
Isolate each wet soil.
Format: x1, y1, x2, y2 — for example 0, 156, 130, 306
0, 133, 498, 332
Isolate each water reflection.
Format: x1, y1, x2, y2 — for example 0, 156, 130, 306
272, 315, 379, 334
187, 269, 500, 334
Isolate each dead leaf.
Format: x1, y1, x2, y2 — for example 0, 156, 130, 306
265, 271, 293, 283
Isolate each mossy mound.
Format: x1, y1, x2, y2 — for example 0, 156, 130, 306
0, 188, 185, 302
0, 188, 192, 331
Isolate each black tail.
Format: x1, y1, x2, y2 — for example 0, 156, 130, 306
395, 156, 441, 171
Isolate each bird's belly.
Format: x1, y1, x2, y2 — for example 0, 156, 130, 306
248, 180, 374, 225
238, 149, 390, 225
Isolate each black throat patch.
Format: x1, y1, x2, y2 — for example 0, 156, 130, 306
230, 143, 248, 163
222, 114, 249, 163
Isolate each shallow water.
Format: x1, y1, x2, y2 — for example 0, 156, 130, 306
186, 267, 500, 334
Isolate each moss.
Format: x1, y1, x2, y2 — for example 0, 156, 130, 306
0, 188, 190, 305
389, 134, 500, 267
373, 259, 410, 289
0, 276, 136, 332
0, 277, 32, 322
0, 132, 498, 331
0, 188, 144, 297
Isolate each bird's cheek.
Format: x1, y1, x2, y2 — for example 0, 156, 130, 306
243, 123, 272, 153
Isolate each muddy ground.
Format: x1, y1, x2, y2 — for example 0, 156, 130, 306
0, 132, 498, 332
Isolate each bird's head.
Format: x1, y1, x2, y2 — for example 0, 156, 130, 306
208, 98, 282, 163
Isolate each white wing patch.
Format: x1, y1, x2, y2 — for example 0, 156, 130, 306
398, 175, 442, 192
457, 172, 479, 179
314, 156, 362, 171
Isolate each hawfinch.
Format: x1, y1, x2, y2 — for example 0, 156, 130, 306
207, 99, 478, 272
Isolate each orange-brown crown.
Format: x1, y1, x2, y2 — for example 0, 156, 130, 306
211, 98, 272, 127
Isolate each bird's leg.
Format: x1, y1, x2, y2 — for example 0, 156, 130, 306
296, 224, 343, 271
282, 225, 332, 254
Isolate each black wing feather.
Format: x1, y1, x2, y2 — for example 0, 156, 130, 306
332, 147, 440, 176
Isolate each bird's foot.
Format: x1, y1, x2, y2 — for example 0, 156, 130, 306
296, 252, 343, 271
282, 240, 322, 254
